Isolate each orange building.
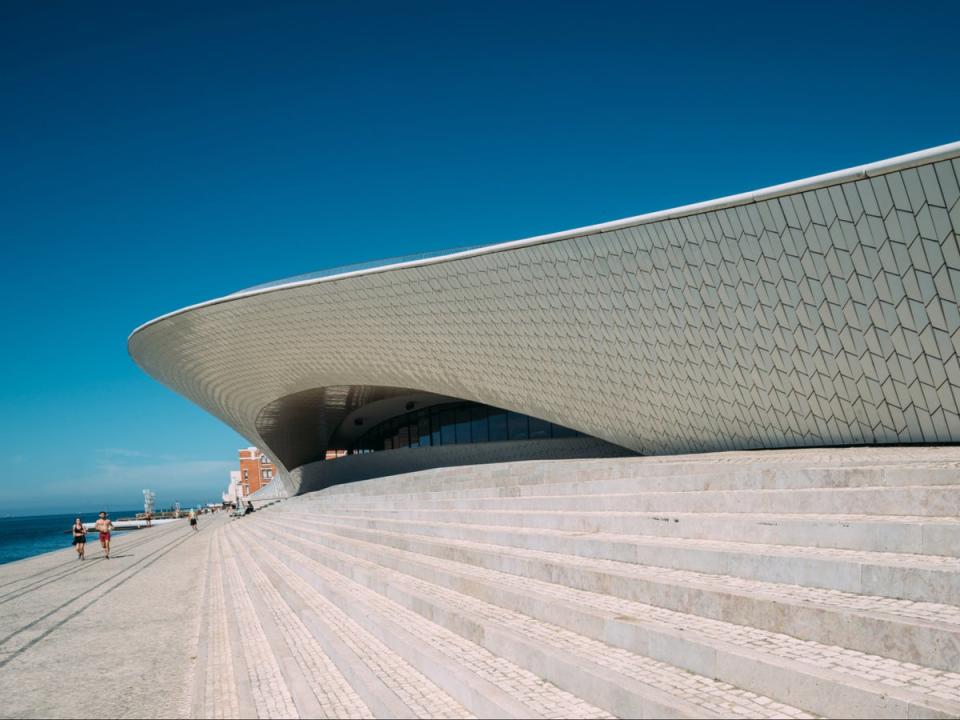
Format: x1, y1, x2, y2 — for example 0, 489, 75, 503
238, 447, 277, 495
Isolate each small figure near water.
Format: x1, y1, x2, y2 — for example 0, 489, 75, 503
188, 509, 198, 532
244, 501, 255, 516
71, 517, 86, 560
94, 511, 114, 559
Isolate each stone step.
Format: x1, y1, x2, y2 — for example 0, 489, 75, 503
262, 513, 960, 669
227, 527, 471, 719
310, 450, 960, 501
305, 485, 960, 517
241, 520, 818, 720
216, 529, 300, 718
276, 511, 960, 605
253, 516, 960, 719
196, 529, 246, 719
300, 464, 960, 504
283, 506, 960, 556
230, 524, 617, 719
223, 529, 376, 719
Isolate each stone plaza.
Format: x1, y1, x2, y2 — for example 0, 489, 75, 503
1, 447, 959, 718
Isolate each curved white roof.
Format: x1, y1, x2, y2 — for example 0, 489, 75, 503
132, 141, 960, 336
130, 141, 960, 495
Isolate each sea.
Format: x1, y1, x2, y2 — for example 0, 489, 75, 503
0, 510, 141, 565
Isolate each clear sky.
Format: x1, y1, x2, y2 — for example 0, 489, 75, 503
1, 0, 958, 515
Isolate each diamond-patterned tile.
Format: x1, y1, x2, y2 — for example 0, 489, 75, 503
129, 151, 960, 494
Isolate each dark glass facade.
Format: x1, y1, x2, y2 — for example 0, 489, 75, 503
348, 401, 582, 454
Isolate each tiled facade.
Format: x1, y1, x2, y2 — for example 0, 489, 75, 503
130, 143, 960, 496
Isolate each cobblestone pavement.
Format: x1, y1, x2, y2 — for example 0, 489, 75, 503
202, 534, 240, 720
239, 537, 471, 719
265, 514, 960, 706
3, 447, 958, 719
224, 533, 373, 719
252, 520, 815, 719
0, 517, 211, 719
220, 532, 299, 719
239, 524, 618, 720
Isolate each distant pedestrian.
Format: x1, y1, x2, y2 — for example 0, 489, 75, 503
71, 518, 86, 560
188, 509, 199, 532
95, 511, 114, 559
244, 501, 254, 516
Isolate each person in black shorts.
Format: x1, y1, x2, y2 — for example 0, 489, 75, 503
71, 518, 86, 560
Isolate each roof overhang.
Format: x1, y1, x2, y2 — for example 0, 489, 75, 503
129, 141, 960, 496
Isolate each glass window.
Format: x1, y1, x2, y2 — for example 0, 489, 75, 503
418, 412, 431, 447
384, 419, 395, 448
345, 401, 593, 454
455, 405, 472, 444
488, 411, 507, 441
430, 408, 441, 446
508, 412, 529, 440
470, 405, 488, 443
440, 407, 457, 445
529, 416, 551, 439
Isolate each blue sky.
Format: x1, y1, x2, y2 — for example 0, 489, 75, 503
1, 0, 958, 515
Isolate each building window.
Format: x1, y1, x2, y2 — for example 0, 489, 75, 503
488, 411, 508, 442
507, 411, 529, 440
418, 413, 431, 447
455, 405, 472, 444
243, 469, 248, 480
347, 400, 581, 455
470, 405, 489, 443
529, 416, 551, 439
440, 407, 457, 446
430, 408, 442, 446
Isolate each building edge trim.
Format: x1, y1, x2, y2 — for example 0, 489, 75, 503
127, 139, 960, 344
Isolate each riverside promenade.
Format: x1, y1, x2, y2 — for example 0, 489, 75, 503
2, 448, 960, 719
0, 517, 211, 719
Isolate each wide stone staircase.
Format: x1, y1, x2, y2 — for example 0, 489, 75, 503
201, 448, 960, 719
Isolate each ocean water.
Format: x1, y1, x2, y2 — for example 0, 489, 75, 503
0, 511, 141, 565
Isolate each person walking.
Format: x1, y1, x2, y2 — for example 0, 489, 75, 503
71, 518, 86, 560
188, 508, 199, 532
94, 511, 114, 559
